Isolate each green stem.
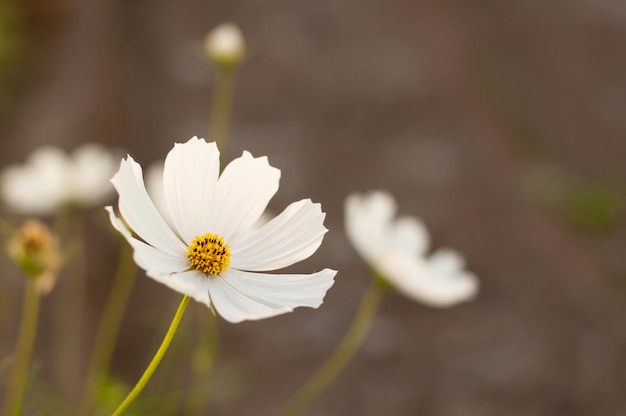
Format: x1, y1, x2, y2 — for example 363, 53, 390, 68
208, 67, 235, 152
185, 311, 219, 415
78, 242, 138, 415
282, 282, 386, 416
2, 278, 41, 416
112, 295, 190, 416
52, 210, 85, 404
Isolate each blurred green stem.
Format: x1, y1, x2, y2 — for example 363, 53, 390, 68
282, 281, 386, 416
208, 67, 235, 152
112, 295, 190, 416
185, 311, 219, 415
52, 210, 85, 405
2, 278, 40, 416
78, 242, 137, 415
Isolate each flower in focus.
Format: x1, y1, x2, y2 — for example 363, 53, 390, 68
7, 219, 63, 294
204, 23, 246, 68
0, 143, 117, 215
345, 191, 478, 307
106, 137, 336, 323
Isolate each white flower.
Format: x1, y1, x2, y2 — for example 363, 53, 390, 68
204, 23, 246, 68
106, 137, 336, 323
1, 143, 117, 215
345, 191, 478, 307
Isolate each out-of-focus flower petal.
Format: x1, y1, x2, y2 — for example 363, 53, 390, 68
345, 191, 478, 307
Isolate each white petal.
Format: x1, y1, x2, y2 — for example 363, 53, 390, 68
163, 137, 220, 243
0, 144, 117, 214
210, 151, 280, 242
344, 191, 397, 262
207, 268, 336, 323
106, 206, 189, 274
415, 268, 478, 308
148, 270, 211, 307
427, 248, 465, 273
225, 268, 335, 307
0, 147, 70, 214
145, 161, 175, 229
207, 275, 290, 323
377, 252, 478, 307
110, 156, 186, 256
383, 216, 430, 257
28, 147, 72, 195
1, 166, 54, 214
230, 199, 328, 271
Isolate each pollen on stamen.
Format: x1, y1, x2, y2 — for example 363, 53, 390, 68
187, 232, 231, 275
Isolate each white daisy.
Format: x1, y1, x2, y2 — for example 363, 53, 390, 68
106, 137, 336, 323
345, 191, 478, 307
0, 143, 117, 215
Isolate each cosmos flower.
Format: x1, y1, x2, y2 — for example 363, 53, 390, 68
106, 137, 336, 323
345, 191, 478, 307
0, 143, 117, 215
204, 23, 246, 68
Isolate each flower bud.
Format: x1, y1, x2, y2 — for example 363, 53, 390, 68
8, 219, 63, 294
204, 23, 245, 69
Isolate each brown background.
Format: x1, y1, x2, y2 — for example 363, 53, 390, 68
1, 0, 626, 415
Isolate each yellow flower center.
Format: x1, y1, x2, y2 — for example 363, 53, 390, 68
187, 232, 231, 275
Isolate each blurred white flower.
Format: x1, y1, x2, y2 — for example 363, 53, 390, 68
204, 23, 246, 68
106, 137, 336, 323
345, 191, 478, 307
0, 143, 117, 215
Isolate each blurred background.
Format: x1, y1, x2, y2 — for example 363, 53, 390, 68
1, 0, 626, 415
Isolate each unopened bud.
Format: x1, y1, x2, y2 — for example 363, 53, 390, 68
8, 220, 62, 294
204, 23, 246, 69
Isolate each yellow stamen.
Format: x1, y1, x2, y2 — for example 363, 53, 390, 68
187, 232, 231, 275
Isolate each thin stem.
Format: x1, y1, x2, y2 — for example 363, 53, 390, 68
52, 211, 85, 404
184, 311, 220, 415
78, 242, 138, 415
2, 278, 41, 416
208, 67, 235, 152
282, 282, 386, 416
112, 295, 190, 416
